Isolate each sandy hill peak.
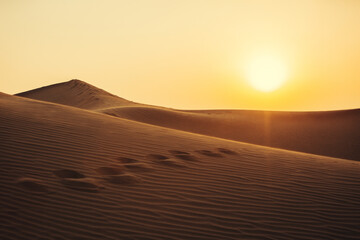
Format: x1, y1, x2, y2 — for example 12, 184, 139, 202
16, 79, 135, 110
60, 79, 116, 96
14, 80, 360, 161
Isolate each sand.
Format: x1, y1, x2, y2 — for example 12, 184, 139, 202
1, 83, 360, 239
17, 80, 360, 161
16, 79, 137, 110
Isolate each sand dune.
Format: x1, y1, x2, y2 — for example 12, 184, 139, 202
102, 106, 360, 161
16, 79, 137, 110
1, 92, 360, 239
17, 80, 360, 160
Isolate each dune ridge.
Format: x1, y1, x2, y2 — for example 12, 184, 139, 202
1, 92, 360, 239
102, 106, 360, 161
16, 79, 136, 110
16, 80, 360, 161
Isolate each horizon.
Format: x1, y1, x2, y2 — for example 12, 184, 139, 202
13, 78, 360, 112
1, 0, 360, 111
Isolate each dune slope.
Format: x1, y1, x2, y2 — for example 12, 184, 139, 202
101, 106, 360, 161
17, 80, 360, 161
1, 93, 360, 240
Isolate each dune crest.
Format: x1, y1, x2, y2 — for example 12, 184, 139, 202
16, 80, 360, 161
16, 79, 135, 110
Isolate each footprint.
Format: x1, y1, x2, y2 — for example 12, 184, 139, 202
105, 173, 141, 184
53, 169, 85, 179
160, 159, 186, 167
53, 169, 101, 192
217, 148, 238, 155
96, 165, 140, 184
195, 150, 222, 158
96, 166, 124, 176
16, 178, 49, 193
147, 154, 169, 161
124, 163, 153, 172
147, 154, 185, 167
117, 157, 139, 164
60, 178, 102, 192
117, 157, 152, 172
169, 150, 198, 161
174, 154, 198, 161
168, 150, 190, 155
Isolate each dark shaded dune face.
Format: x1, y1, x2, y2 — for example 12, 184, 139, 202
117, 157, 139, 164
96, 166, 124, 176
101, 106, 184, 125
102, 105, 360, 162
60, 178, 102, 192
16, 178, 49, 193
218, 148, 238, 155
53, 169, 86, 179
195, 150, 222, 157
104, 173, 141, 184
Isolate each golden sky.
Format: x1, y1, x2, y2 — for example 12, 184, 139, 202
1, 0, 359, 111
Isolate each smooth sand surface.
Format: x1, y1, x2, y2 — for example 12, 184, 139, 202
1, 92, 360, 239
17, 80, 360, 161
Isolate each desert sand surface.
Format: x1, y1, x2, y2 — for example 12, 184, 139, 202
1, 91, 360, 239
17, 80, 360, 161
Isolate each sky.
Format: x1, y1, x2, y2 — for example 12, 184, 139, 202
1, 0, 360, 111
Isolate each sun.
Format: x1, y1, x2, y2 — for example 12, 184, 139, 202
245, 54, 288, 92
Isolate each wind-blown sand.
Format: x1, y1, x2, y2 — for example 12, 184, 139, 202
17, 80, 360, 161
1, 89, 360, 239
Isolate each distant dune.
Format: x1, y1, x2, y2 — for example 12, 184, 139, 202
16, 79, 360, 161
16, 79, 137, 110
1, 92, 360, 239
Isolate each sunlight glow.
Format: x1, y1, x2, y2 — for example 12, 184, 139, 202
245, 54, 288, 92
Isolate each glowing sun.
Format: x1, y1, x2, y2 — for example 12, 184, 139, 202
245, 54, 288, 92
